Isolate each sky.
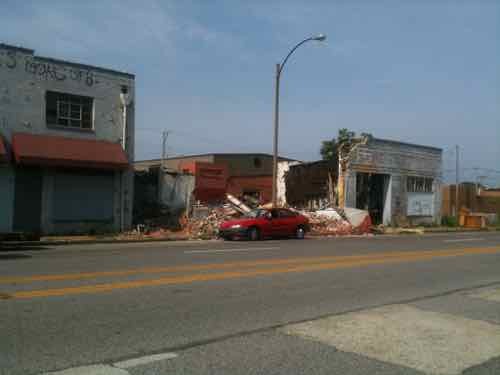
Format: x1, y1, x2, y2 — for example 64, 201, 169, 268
1, 0, 499, 185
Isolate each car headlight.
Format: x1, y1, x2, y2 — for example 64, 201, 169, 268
230, 224, 242, 229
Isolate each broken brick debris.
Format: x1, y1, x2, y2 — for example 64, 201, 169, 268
184, 205, 241, 239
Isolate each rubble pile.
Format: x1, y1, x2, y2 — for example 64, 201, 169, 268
303, 210, 354, 235
185, 205, 240, 239
299, 207, 372, 236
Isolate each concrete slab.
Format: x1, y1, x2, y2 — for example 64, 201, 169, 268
411, 293, 500, 325
127, 331, 422, 375
282, 304, 500, 375
42, 364, 128, 375
469, 287, 500, 303
113, 353, 177, 369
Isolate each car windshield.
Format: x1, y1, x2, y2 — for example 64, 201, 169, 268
244, 209, 267, 218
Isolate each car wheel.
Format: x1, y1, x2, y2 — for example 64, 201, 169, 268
295, 226, 305, 240
248, 227, 260, 241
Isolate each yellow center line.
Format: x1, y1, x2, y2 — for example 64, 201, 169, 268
1, 246, 499, 285
3, 246, 500, 300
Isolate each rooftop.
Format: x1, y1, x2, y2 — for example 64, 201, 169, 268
135, 153, 298, 164
370, 136, 442, 153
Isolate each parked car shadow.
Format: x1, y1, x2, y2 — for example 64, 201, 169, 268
0, 253, 32, 260
0, 243, 52, 252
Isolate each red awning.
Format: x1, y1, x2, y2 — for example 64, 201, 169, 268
12, 133, 129, 170
0, 137, 6, 162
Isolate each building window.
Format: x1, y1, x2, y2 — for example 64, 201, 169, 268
46, 91, 93, 129
253, 157, 262, 168
407, 176, 433, 193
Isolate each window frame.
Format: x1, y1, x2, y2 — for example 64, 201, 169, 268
406, 176, 434, 193
46, 91, 94, 131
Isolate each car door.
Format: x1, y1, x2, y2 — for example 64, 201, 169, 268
268, 209, 286, 236
256, 210, 274, 237
277, 209, 297, 236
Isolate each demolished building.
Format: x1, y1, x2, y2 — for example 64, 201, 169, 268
344, 137, 442, 226
133, 153, 295, 225
282, 136, 442, 226
281, 160, 337, 209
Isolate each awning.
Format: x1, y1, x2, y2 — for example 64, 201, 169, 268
12, 132, 129, 170
0, 137, 6, 162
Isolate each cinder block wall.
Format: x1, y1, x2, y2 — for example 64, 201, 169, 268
0, 44, 135, 233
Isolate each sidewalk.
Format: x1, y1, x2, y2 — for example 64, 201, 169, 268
381, 226, 500, 235
1, 226, 498, 248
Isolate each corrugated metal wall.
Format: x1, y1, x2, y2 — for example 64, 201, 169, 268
52, 172, 114, 222
0, 166, 15, 232
13, 167, 42, 233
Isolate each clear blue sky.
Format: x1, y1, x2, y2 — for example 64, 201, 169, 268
2, 1, 499, 185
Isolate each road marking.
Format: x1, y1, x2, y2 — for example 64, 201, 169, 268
184, 247, 280, 254
2, 246, 499, 285
113, 352, 178, 369
3, 247, 500, 300
444, 238, 484, 243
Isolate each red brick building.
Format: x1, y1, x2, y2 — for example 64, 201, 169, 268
134, 153, 295, 204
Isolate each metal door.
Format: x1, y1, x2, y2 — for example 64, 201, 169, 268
13, 168, 42, 234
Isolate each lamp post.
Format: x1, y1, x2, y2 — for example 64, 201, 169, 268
271, 34, 327, 207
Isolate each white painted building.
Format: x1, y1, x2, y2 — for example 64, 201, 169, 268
0, 43, 135, 235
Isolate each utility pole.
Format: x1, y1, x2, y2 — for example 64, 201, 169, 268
455, 145, 459, 218
272, 63, 280, 207
161, 130, 169, 170
270, 34, 327, 207
159, 130, 170, 204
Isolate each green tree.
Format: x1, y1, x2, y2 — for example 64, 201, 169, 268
320, 129, 371, 207
320, 128, 357, 162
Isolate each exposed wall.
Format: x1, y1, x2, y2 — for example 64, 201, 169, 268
285, 160, 337, 209
0, 44, 135, 233
159, 172, 195, 212
277, 161, 302, 206
227, 176, 273, 203
347, 138, 442, 225
213, 154, 276, 177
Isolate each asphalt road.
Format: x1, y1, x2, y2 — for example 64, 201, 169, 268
1, 232, 500, 375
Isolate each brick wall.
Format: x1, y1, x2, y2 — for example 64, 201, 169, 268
226, 176, 273, 203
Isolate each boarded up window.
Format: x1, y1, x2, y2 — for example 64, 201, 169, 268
52, 172, 114, 222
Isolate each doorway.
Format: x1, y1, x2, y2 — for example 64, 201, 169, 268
13, 167, 42, 234
355, 172, 390, 225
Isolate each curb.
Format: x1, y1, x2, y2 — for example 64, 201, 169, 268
377, 227, 500, 235
2, 227, 498, 248
0, 237, 219, 248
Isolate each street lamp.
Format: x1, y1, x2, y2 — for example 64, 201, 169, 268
271, 34, 327, 207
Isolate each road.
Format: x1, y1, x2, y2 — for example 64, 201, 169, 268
1, 232, 500, 375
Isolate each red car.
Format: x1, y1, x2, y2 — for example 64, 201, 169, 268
219, 208, 309, 241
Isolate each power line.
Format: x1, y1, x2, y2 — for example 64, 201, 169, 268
443, 167, 500, 174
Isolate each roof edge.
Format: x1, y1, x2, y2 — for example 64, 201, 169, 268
134, 153, 298, 163
1, 42, 134, 79
370, 137, 442, 152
